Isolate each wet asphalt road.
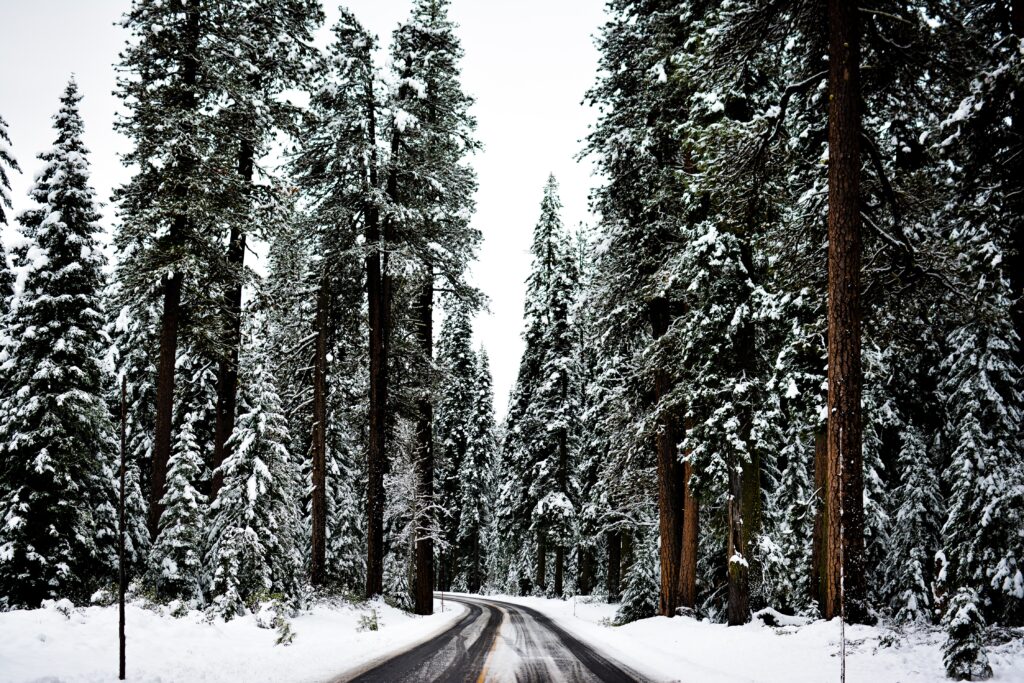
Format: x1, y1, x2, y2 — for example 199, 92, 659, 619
335, 594, 646, 683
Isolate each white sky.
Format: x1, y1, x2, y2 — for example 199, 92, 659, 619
0, 0, 606, 419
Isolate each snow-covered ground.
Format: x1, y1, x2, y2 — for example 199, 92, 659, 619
483, 594, 1024, 683
0, 597, 463, 683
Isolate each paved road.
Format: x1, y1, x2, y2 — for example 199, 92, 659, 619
335, 594, 647, 683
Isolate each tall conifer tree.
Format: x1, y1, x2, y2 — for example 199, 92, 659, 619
0, 81, 116, 607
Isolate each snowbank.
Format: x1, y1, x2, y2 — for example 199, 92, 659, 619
0, 597, 463, 683
483, 594, 1024, 683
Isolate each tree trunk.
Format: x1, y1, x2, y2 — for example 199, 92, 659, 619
811, 430, 829, 609
150, 264, 182, 540
824, 0, 868, 624
365, 71, 390, 599
726, 242, 760, 626
149, 1, 199, 541
413, 275, 435, 615
578, 545, 594, 596
650, 297, 685, 617
536, 533, 547, 593
118, 378, 126, 681
678, 459, 699, 609
554, 546, 564, 597
607, 530, 621, 602
211, 139, 253, 500
727, 467, 750, 625
310, 278, 330, 587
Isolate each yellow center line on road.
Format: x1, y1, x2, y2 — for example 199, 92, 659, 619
476, 604, 506, 683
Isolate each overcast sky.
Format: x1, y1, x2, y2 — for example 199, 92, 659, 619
0, 0, 607, 419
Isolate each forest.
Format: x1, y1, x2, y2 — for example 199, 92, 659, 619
0, 0, 1022, 681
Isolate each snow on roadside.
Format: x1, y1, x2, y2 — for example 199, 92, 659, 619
0, 597, 463, 683
483, 594, 1024, 683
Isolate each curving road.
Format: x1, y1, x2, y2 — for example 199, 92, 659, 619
334, 594, 647, 683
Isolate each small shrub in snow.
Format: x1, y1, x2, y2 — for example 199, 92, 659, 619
943, 588, 993, 681
42, 598, 76, 619
357, 609, 379, 632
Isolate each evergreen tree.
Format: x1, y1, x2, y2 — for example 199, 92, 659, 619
207, 336, 303, 617
434, 298, 477, 591
0, 113, 20, 316
207, 0, 323, 503
501, 176, 578, 597
387, 0, 480, 612
457, 348, 496, 593
115, 0, 238, 540
107, 285, 155, 571
614, 528, 659, 625
943, 587, 994, 681
886, 421, 942, 623
0, 81, 116, 607
147, 407, 207, 603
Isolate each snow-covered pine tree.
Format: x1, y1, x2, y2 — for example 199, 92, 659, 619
937, 1, 1024, 628
386, 0, 480, 612
434, 297, 477, 591
0, 80, 117, 607
583, 0, 703, 618
456, 348, 497, 593
501, 176, 578, 597
943, 587, 994, 681
614, 527, 660, 625
106, 285, 157, 571
0, 113, 20, 317
938, 305, 1024, 624
147, 407, 207, 604
292, 6, 386, 595
207, 335, 303, 617
115, 0, 243, 540
206, 0, 323, 501
885, 421, 942, 623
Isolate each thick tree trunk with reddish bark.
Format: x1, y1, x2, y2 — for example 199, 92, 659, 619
150, 2, 199, 539
150, 262, 182, 539
678, 460, 698, 609
412, 275, 435, 615
650, 297, 685, 617
811, 430, 829, 607
310, 279, 330, 586
211, 140, 253, 500
824, 0, 868, 624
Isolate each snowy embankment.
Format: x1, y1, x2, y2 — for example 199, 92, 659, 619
484, 594, 1024, 683
0, 597, 462, 683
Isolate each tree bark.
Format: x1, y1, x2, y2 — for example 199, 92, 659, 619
607, 530, 621, 602
578, 545, 594, 596
678, 459, 699, 609
149, 1, 199, 541
310, 278, 330, 587
413, 275, 435, 615
811, 430, 829, 609
365, 70, 390, 599
824, 0, 868, 624
150, 264, 182, 539
650, 297, 685, 617
211, 139, 253, 500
